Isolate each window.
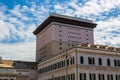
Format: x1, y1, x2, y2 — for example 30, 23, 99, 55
98, 74, 104, 80
59, 35, 62, 37
80, 73, 86, 80
70, 57, 75, 65
107, 59, 110, 66
118, 60, 120, 66
114, 60, 117, 66
114, 60, 120, 67
90, 74, 96, 80
62, 76, 65, 80
116, 75, 120, 80
60, 47, 62, 50
60, 43, 62, 45
80, 56, 84, 64
72, 73, 75, 80
68, 44, 70, 46
59, 30, 62, 32
107, 74, 113, 80
98, 58, 102, 65
88, 57, 95, 65
67, 59, 69, 66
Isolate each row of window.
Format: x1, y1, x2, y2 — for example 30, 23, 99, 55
68, 36, 81, 39
47, 73, 75, 80
67, 27, 89, 32
68, 31, 81, 35
68, 40, 82, 44
38, 57, 75, 74
80, 73, 120, 80
80, 56, 120, 67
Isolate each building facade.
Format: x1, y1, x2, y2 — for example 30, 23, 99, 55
0, 58, 16, 80
33, 14, 97, 62
0, 59, 37, 80
37, 44, 120, 80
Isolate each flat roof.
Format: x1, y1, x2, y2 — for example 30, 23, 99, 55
33, 14, 97, 35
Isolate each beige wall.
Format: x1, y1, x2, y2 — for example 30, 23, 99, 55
38, 46, 120, 80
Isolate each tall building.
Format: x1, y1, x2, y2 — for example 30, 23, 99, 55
33, 14, 97, 62
37, 44, 120, 80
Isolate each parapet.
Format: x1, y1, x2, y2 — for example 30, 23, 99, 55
78, 44, 120, 52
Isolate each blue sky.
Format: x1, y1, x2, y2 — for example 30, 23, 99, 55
0, 0, 120, 61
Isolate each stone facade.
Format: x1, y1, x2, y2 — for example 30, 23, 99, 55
37, 44, 120, 80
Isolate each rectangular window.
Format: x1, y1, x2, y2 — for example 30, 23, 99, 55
70, 57, 75, 65
114, 60, 120, 67
88, 57, 95, 65
107, 74, 113, 80
67, 59, 69, 66
62, 76, 65, 80
80, 56, 84, 64
114, 60, 117, 66
71, 74, 75, 80
107, 59, 111, 66
98, 74, 104, 80
98, 58, 102, 65
90, 74, 96, 80
116, 75, 120, 80
60, 43, 62, 45
80, 73, 86, 80
118, 60, 120, 66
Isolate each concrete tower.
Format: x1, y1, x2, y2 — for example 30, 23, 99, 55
33, 14, 97, 62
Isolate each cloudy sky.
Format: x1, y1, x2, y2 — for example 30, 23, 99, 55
0, 0, 120, 61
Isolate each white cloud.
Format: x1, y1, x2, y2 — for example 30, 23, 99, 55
94, 16, 120, 47
0, 42, 36, 61
0, 0, 120, 61
52, 0, 120, 47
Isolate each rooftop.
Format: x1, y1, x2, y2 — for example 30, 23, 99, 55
0, 64, 13, 68
0, 60, 37, 70
77, 44, 120, 52
33, 14, 97, 35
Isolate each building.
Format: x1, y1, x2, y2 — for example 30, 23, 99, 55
33, 14, 120, 80
0, 57, 16, 80
12, 61, 37, 80
33, 14, 97, 62
0, 58, 37, 80
37, 44, 120, 80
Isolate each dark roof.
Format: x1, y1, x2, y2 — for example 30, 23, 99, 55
13, 61, 37, 70
33, 14, 97, 35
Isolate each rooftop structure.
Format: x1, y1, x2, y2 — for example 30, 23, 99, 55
33, 14, 97, 35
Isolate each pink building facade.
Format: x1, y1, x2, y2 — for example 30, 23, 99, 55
34, 14, 97, 62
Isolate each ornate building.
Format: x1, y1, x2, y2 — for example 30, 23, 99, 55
37, 44, 120, 80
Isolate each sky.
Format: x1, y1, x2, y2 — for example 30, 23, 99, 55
0, 0, 120, 61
